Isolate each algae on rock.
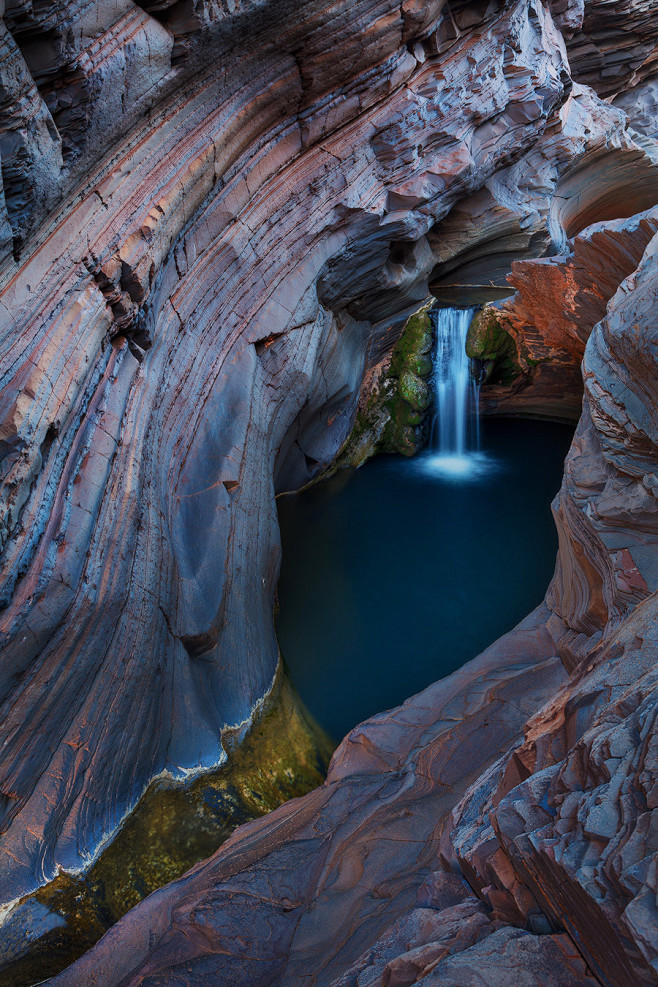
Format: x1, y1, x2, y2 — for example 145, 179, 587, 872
383, 301, 435, 455
466, 303, 521, 386
332, 300, 436, 470
0, 669, 334, 987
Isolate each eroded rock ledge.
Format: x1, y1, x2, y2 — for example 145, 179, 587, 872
470, 205, 658, 421
0, 0, 657, 982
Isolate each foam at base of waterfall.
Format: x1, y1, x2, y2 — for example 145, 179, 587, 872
421, 451, 498, 482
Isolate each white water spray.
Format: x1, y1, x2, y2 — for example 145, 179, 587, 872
427, 306, 485, 479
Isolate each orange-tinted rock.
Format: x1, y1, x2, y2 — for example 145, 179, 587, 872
479, 206, 658, 421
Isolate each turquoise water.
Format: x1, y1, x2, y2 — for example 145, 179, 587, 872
275, 418, 573, 742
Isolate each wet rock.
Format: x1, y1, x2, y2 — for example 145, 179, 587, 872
0, 671, 333, 984
465, 305, 520, 386
382, 302, 436, 457
327, 301, 436, 471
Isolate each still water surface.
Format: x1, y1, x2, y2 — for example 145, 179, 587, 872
276, 418, 573, 741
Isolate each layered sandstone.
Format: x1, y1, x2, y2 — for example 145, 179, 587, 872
0, 0, 657, 982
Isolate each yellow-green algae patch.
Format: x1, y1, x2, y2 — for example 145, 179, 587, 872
0, 668, 334, 987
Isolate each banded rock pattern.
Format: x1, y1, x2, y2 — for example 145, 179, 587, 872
477, 206, 658, 420
0, 0, 618, 912
55, 204, 658, 987
0, 0, 657, 982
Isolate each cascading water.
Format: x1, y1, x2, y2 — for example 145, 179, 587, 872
428, 306, 485, 478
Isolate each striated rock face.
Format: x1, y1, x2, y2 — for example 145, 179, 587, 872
0, 0, 611, 914
447, 595, 658, 987
475, 206, 658, 420
0, 670, 334, 985
567, 0, 658, 99
55, 204, 658, 987
50, 606, 570, 985
1, 0, 658, 981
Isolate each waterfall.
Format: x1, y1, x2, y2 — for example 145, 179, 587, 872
428, 306, 481, 476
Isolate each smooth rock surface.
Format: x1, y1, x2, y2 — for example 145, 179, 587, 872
49, 608, 568, 985
53, 211, 658, 987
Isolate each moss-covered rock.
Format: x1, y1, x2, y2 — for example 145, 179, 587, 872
0, 669, 333, 986
328, 300, 436, 471
405, 351, 433, 377
465, 304, 521, 386
381, 300, 435, 456
398, 368, 432, 409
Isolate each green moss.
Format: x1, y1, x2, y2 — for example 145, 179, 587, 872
407, 352, 433, 377
388, 303, 434, 378
320, 301, 438, 473
0, 669, 334, 987
398, 369, 431, 410
465, 304, 521, 386
382, 300, 435, 457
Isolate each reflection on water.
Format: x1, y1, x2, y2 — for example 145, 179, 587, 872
276, 418, 573, 741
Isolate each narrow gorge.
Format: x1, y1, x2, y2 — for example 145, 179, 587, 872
0, 0, 657, 983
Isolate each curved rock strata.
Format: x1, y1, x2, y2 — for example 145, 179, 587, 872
54, 209, 658, 987
0, 671, 333, 984
0, 0, 658, 981
474, 205, 658, 420
49, 606, 569, 985
0, 0, 608, 909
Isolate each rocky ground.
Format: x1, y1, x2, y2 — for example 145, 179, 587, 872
0, 0, 657, 983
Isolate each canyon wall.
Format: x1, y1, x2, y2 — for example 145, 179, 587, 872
52, 209, 658, 987
469, 205, 658, 421
0, 0, 657, 982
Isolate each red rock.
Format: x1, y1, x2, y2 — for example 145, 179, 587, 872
479, 206, 658, 421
